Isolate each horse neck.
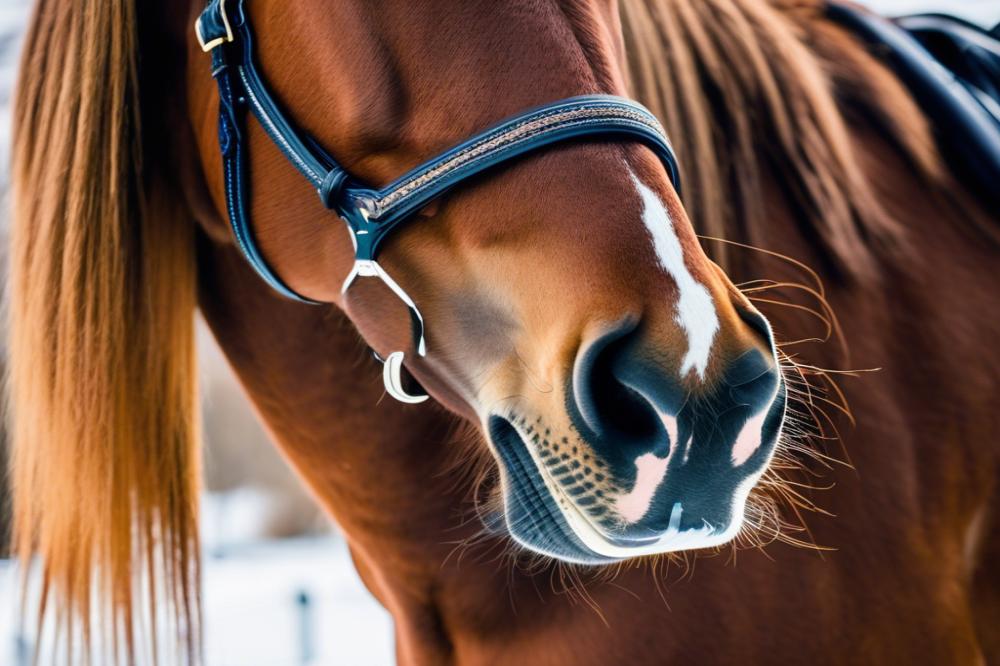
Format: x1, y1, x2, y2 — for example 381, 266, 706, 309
195, 267, 488, 589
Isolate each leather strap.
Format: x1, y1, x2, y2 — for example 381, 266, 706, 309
828, 2, 1000, 209
196, 0, 683, 306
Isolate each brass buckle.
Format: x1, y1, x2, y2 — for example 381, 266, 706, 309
195, 0, 234, 52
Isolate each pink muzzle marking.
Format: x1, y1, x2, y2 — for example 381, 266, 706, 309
615, 452, 671, 523
731, 411, 767, 466
614, 415, 682, 524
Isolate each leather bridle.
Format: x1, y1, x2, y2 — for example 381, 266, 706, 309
195, 0, 682, 403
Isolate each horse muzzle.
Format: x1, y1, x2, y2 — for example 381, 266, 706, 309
485, 313, 787, 564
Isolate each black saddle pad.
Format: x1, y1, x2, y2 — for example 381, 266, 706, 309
897, 13, 1000, 127
828, 2, 1000, 208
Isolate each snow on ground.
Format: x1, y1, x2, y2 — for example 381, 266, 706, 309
0, 535, 395, 666
200, 538, 394, 666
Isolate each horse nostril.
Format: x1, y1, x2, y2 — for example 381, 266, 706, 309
571, 319, 661, 445
735, 304, 776, 351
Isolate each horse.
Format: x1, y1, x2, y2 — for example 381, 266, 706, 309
7, 0, 999, 662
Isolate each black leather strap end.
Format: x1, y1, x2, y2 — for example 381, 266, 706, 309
196, 0, 238, 52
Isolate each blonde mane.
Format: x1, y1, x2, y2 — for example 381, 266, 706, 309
8, 0, 199, 660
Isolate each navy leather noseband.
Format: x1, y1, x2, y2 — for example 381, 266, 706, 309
196, 0, 682, 401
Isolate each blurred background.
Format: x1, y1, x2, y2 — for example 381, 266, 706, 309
0, 1, 995, 664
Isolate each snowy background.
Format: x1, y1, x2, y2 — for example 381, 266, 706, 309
0, 1, 996, 665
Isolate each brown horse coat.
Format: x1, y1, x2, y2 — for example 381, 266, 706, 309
8, 0, 999, 663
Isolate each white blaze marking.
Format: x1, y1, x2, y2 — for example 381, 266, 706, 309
630, 172, 719, 378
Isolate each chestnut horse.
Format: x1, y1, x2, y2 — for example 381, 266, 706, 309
8, 0, 1000, 663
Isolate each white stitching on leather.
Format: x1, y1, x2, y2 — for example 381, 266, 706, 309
372, 105, 667, 216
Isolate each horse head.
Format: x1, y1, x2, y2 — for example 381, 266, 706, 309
184, 0, 786, 563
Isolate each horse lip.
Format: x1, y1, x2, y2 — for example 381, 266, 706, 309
605, 532, 661, 546
487, 415, 612, 563
494, 414, 644, 549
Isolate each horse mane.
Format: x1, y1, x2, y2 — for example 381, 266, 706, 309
8, 0, 199, 660
620, 0, 948, 277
